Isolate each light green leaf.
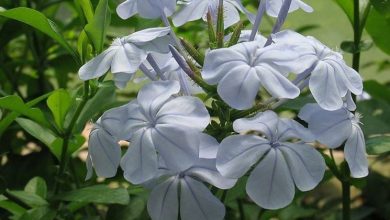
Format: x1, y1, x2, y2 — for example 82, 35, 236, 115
0, 93, 51, 136
24, 177, 48, 199
366, 135, 390, 155
0, 95, 49, 127
15, 118, 57, 148
74, 0, 94, 24
84, 0, 111, 53
19, 206, 56, 220
47, 89, 72, 130
0, 200, 26, 216
0, 7, 79, 62
6, 190, 48, 207
55, 185, 130, 205
365, 7, 390, 55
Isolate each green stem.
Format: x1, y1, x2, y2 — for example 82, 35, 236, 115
54, 81, 90, 194
342, 177, 351, 220
352, 0, 361, 74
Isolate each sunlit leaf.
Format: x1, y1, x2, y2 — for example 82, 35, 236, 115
47, 89, 72, 130
366, 135, 390, 155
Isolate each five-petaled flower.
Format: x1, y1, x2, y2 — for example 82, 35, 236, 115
116, 0, 177, 19
217, 111, 326, 209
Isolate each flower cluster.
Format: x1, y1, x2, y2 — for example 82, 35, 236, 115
80, 0, 368, 219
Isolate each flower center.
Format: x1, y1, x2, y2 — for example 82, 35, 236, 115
270, 141, 281, 148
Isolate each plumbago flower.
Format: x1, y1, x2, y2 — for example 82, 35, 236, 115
272, 30, 363, 111
299, 103, 368, 178
147, 134, 237, 220
86, 80, 210, 184
79, 27, 172, 88
116, 0, 176, 19
172, 0, 255, 28
202, 41, 301, 110
265, 0, 313, 17
217, 111, 326, 209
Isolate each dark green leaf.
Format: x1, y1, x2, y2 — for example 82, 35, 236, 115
84, 0, 111, 53
358, 99, 390, 135
341, 40, 373, 53
50, 135, 85, 160
0, 7, 79, 62
279, 204, 316, 220
370, 0, 390, 17
106, 197, 146, 220
15, 118, 58, 148
24, 177, 47, 199
47, 89, 72, 130
366, 135, 390, 155
19, 206, 56, 220
55, 185, 130, 205
6, 190, 48, 207
75, 81, 116, 133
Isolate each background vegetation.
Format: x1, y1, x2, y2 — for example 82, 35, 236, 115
0, 0, 389, 219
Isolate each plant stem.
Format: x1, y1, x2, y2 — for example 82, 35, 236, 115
352, 0, 361, 73
342, 177, 351, 220
54, 81, 90, 194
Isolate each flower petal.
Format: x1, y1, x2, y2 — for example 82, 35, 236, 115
88, 126, 121, 178
147, 176, 179, 220
345, 125, 368, 178
153, 125, 199, 171
124, 100, 149, 133
78, 47, 116, 80
202, 48, 248, 85
111, 44, 147, 74
299, 104, 352, 148
137, 80, 180, 118
172, 0, 208, 27
186, 158, 237, 189
100, 104, 132, 140
126, 27, 171, 43
217, 67, 260, 110
257, 66, 300, 99
233, 111, 279, 139
246, 148, 295, 209
180, 176, 225, 220
199, 133, 219, 159
217, 135, 270, 178
309, 61, 344, 111
116, 0, 138, 19
279, 142, 325, 191
277, 118, 314, 142
157, 96, 210, 131
121, 129, 158, 184
222, 2, 241, 28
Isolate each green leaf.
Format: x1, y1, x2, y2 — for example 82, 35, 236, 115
15, 118, 58, 148
0, 200, 26, 216
358, 99, 390, 135
74, 0, 94, 24
19, 206, 56, 220
333, 0, 354, 24
0, 7, 79, 62
47, 89, 72, 130
106, 197, 147, 220
50, 135, 85, 160
340, 40, 373, 53
0, 95, 49, 127
0, 93, 51, 136
75, 81, 116, 133
55, 185, 130, 205
24, 177, 47, 199
370, 0, 390, 18
366, 135, 390, 155
279, 204, 316, 220
365, 6, 390, 55
363, 80, 390, 104
84, 0, 111, 53
6, 190, 48, 207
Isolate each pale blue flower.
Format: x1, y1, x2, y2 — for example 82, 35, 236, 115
299, 103, 368, 178
97, 80, 210, 184
79, 27, 172, 88
147, 133, 236, 220
217, 111, 325, 209
272, 30, 363, 111
172, 0, 255, 29
202, 41, 301, 110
